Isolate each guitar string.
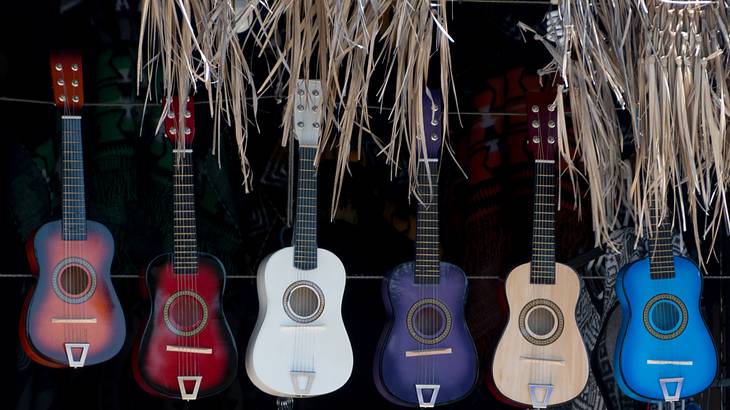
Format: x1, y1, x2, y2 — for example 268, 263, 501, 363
189, 139, 200, 386
174, 136, 182, 386
417, 159, 426, 396
61, 98, 68, 353
419, 159, 427, 397
310, 146, 317, 381
652, 196, 676, 386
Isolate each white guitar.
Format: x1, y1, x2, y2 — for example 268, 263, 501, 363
245, 80, 353, 397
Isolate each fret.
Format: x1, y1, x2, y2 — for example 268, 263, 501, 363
171, 151, 199, 274
531, 161, 556, 284
294, 146, 319, 269
414, 158, 441, 285
61, 116, 87, 241
648, 199, 676, 279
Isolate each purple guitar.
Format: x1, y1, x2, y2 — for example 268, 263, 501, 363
374, 90, 478, 408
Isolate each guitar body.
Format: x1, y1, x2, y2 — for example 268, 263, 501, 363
245, 247, 353, 397
374, 261, 478, 407
135, 252, 237, 399
21, 220, 124, 367
615, 256, 716, 401
492, 262, 589, 407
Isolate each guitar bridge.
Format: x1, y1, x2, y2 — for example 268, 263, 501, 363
528, 384, 554, 409
659, 377, 684, 402
415, 384, 440, 408
177, 376, 202, 400
64, 343, 89, 368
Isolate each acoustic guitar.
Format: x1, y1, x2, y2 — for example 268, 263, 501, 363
245, 80, 353, 397
373, 90, 478, 408
614, 200, 717, 402
491, 91, 589, 408
20, 52, 125, 368
134, 97, 237, 400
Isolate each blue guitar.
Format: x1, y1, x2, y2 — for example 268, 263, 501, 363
615, 202, 717, 402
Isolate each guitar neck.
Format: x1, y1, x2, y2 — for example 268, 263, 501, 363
61, 115, 87, 241
173, 149, 198, 274
293, 146, 318, 270
649, 201, 675, 279
415, 159, 440, 284
530, 160, 556, 284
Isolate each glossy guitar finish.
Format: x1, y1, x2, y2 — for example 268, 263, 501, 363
615, 255, 717, 401
134, 97, 237, 400
375, 261, 478, 407
245, 81, 353, 397
135, 252, 237, 399
21, 53, 125, 368
245, 247, 353, 396
21, 221, 124, 367
374, 90, 478, 407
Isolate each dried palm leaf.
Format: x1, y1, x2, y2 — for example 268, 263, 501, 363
249, 0, 456, 216
532, 0, 730, 264
138, 0, 257, 189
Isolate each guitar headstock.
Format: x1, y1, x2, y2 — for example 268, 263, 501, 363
163, 97, 196, 146
293, 79, 323, 148
50, 52, 84, 113
525, 90, 558, 162
420, 89, 443, 161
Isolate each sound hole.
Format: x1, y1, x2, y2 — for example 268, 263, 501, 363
527, 306, 555, 337
651, 301, 681, 333
413, 306, 444, 337
406, 299, 452, 344
163, 291, 209, 336
59, 266, 90, 296
169, 296, 203, 330
287, 285, 320, 319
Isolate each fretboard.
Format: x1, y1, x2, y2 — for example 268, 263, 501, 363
293, 146, 318, 270
649, 204, 675, 279
415, 159, 440, 284
173, 150, 198, 274
530, 160, 556, 284
61, 115, 87, 241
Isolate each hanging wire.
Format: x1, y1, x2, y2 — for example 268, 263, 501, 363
0, 96, 571, 117
1, 273, 728, 280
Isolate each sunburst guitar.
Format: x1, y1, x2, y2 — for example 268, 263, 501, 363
374, 90, 478, 408
245, 80, 353, 397
614, 201, 717, 402
134, 97, 237, 400
20, 52, 125, 368
491, 91, 589, 408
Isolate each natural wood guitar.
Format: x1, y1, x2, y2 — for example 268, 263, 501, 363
491, 91, 589, 408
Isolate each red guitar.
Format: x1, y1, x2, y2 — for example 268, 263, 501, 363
133, 97, 237, 400
20, 52, 125, 368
